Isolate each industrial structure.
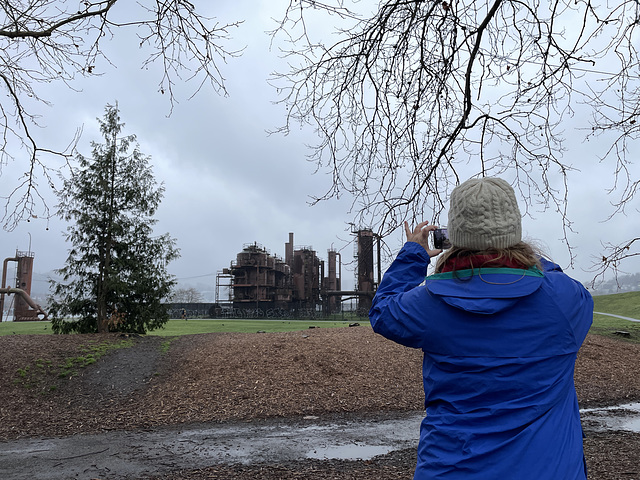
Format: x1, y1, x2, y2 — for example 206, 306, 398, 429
216, 230, 379, 316
0, 250, 48, 322
355, 229, 379, 314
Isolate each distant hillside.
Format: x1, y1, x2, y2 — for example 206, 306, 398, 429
588, 273, 640, 296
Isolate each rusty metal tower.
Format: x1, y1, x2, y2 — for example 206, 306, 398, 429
355, 229, 380, 313
0, 250, 47, 322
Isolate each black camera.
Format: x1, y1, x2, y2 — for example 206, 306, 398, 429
433, 228, 451, 250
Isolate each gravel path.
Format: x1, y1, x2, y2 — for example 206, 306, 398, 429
594, 311, 640, 323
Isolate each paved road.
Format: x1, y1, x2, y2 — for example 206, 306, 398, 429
0, 412, 422, 480
594, 312, 640, 323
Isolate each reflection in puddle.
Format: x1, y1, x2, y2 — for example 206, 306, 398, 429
4, 405, 640, 480
307, 443, 394, 460
580, 403, 640, 433
624, 417, 640, 432
175, 412, 421, 464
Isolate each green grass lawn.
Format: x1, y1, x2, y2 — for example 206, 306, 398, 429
0, 321, 54, 335
1, 290, 638, 339
590, 291, 640, 342
0, 318, 366, 336
593, 290, 640, 319
146, 319, 362, 336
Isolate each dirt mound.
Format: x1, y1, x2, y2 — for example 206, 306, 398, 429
2, 328, 640, 440
1, 328, 640, 479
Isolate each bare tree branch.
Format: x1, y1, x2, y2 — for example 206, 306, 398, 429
0, 0, 242, 230
271, 0, 640, 271
0, 1, 117, 39
589, 237, 640, 288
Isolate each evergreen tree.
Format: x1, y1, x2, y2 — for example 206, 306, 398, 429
49, 104, 179, 334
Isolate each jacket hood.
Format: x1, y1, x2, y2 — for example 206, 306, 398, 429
425, 267, 544, 315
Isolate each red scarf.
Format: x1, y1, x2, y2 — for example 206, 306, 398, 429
440, 254, 528, 272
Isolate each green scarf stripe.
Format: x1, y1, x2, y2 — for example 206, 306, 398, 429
426, 267, 544, 281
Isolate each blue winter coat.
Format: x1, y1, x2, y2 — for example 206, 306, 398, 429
369, 242, 593, 479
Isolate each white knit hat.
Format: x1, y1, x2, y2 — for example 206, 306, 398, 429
448, 177, 522, 250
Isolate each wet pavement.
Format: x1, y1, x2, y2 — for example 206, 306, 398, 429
0, 412, 422, 480
581, 402, 640, 433
2, 404, 639, 480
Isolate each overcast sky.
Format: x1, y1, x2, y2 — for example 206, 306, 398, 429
1, 0, 638, 301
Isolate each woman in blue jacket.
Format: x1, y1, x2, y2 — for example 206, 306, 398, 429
369, 177, 593, 479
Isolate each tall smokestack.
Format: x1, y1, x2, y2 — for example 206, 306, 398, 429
285, 232, 294, 266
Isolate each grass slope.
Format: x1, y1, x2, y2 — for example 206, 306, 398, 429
593, 291, 640, 319
591, 291, 640, 343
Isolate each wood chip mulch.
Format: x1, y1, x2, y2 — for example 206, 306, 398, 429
1, 327, 639, 479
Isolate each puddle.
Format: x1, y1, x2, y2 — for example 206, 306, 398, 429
580, 403, 640, 433
307, 443, 394, 460
4, 406, 640, 480
0, 413, 423, 480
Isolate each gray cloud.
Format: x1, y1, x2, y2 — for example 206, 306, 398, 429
1, 1, 638, 302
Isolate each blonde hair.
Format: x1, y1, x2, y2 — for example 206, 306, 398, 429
434, 242, 543, 273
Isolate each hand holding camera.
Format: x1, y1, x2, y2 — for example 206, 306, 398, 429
404, 221, 447, 258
